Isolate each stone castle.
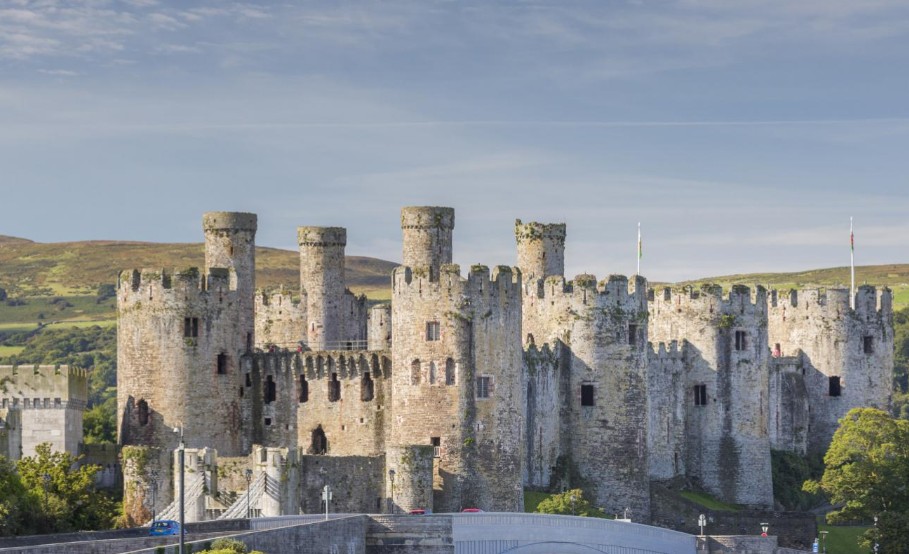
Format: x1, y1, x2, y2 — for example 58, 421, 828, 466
115, 208, 892, 524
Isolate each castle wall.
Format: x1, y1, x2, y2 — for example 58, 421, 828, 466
390, 263, 523, 513
767, 286, 892, 452
522, 343, 563, 489
768, 356, 809, 454
255, 289, 306, 348
385, 445, 435, 513
299, 454, 385, 514
649, 285, 773, 508
647, 342, 687, 480
241, 350, 391, 457
0, 408, 21, 460
342, 290, 369, 347
0, 365, 87, 458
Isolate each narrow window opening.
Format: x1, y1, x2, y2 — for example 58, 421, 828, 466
476, 376, 491, 399
245, 373, 252, 387
411, 359, 421, 385
264, 417, 272, 426
183, 317, 199, 338
628, 324, 638, 346
429, 362, 437, 384
829, 376, 842, 397
863, 336, 874, 354
137, 399, 149, 426
361, 372, 374, 401
239, 386, 244, 398
734, 330, 747, 351
694, 384, 708, 406
246, 333, 252, 352
426, 321, 440, 341
580, 384, 595, 407
431, 436, 441, 458
299, 376, 309, 403
310, 425, 327, 455
328, 373, 341, 402
216, 353, 228, 375
445, 358, 456, 385
265, 375, 276, 404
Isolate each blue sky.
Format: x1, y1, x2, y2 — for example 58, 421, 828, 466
1, 1, 908, 282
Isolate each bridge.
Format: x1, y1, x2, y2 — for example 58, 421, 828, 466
0, 513, 787, 554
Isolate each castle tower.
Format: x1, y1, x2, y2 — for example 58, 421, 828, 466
515, 220, 566, 280
298, 227, 347, 350
400, 206, 454, 281
202, 212, 257, 349
118, 213, 256, 523
767, 286, 893, 453
392, 208, 523, 512
649, 284, 773, 508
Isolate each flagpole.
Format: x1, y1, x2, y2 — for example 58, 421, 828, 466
850, 217, 855, 309
637, 222, 641, 276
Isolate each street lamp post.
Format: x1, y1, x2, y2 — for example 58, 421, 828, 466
819, 530, 828, 554
173, 422, 185, 554
388, 469, 396, 514
760, 522, 769, 538
874, 515, 879, 553
570, 493, 577, 516
150, 472, 158, 523
245, 469, 253, 519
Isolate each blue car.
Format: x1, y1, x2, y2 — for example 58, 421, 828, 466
149, 520, 181, 536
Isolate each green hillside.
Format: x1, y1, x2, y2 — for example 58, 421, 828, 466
0, 235, 397, 330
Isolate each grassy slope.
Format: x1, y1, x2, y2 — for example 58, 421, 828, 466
0, 236, 397, 327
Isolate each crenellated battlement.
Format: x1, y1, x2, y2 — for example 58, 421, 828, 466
117, 267, 241, 307
244, 349, 390, 381
767, 285, 892, 320
648, 340, 685, 360
525, 272, 649, 307
297, 226, 346, 247
648, 283, 768, 316
0, 364, 88, 405
393, 263, 522, 297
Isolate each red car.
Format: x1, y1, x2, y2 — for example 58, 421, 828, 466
461, 508, 483, 513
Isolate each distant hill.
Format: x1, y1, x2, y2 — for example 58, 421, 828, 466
0, 235, 905, 331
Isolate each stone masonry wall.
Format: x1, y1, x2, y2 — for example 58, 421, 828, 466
767, 286, 892, 453
647, 342, 687, 480
255, 288, 306, 348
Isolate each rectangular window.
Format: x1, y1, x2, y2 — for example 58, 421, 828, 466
864, 336, 874, 354
580, 384, 595, 406
829, 376, 842, 397
431, 437, 441, 458
694, 384, 708, 406
328, 373, 341, 402
216, 353, 228, 375
476, 376, 491, 399
426, 321, 441, 341
734, 330, 747, 351
184, 317, 199, 338
628, 324, 638, 346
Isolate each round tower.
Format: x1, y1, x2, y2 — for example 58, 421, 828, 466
368, 303, 392, 351
400, 207, 454, 281
385, 446, 435, 513
202, 212, 257, 348
514, 220, 566, 280
298, 227, 346, 350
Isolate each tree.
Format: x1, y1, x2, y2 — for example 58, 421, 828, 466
804, 408, 909, 551
0, 455, 39, 536
535, 488, 604, 518
16, 443, 118, 532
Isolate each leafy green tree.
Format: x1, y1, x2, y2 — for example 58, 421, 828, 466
16, 443, 117, 532
535, 488, 604, 517
0, 455, 39, 536
804, 408, 909, 551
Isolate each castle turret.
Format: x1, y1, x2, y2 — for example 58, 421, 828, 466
298, 227, 347, 350
203, 212, 257, 349
401, 207, 454, 282
515, 220, 566, 280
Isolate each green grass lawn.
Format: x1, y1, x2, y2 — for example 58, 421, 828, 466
0, 295, 116, 325
678, 491, 740, 511
818, 522, 867, 554
524, 491, 552, 513
0, 345, 25, 357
